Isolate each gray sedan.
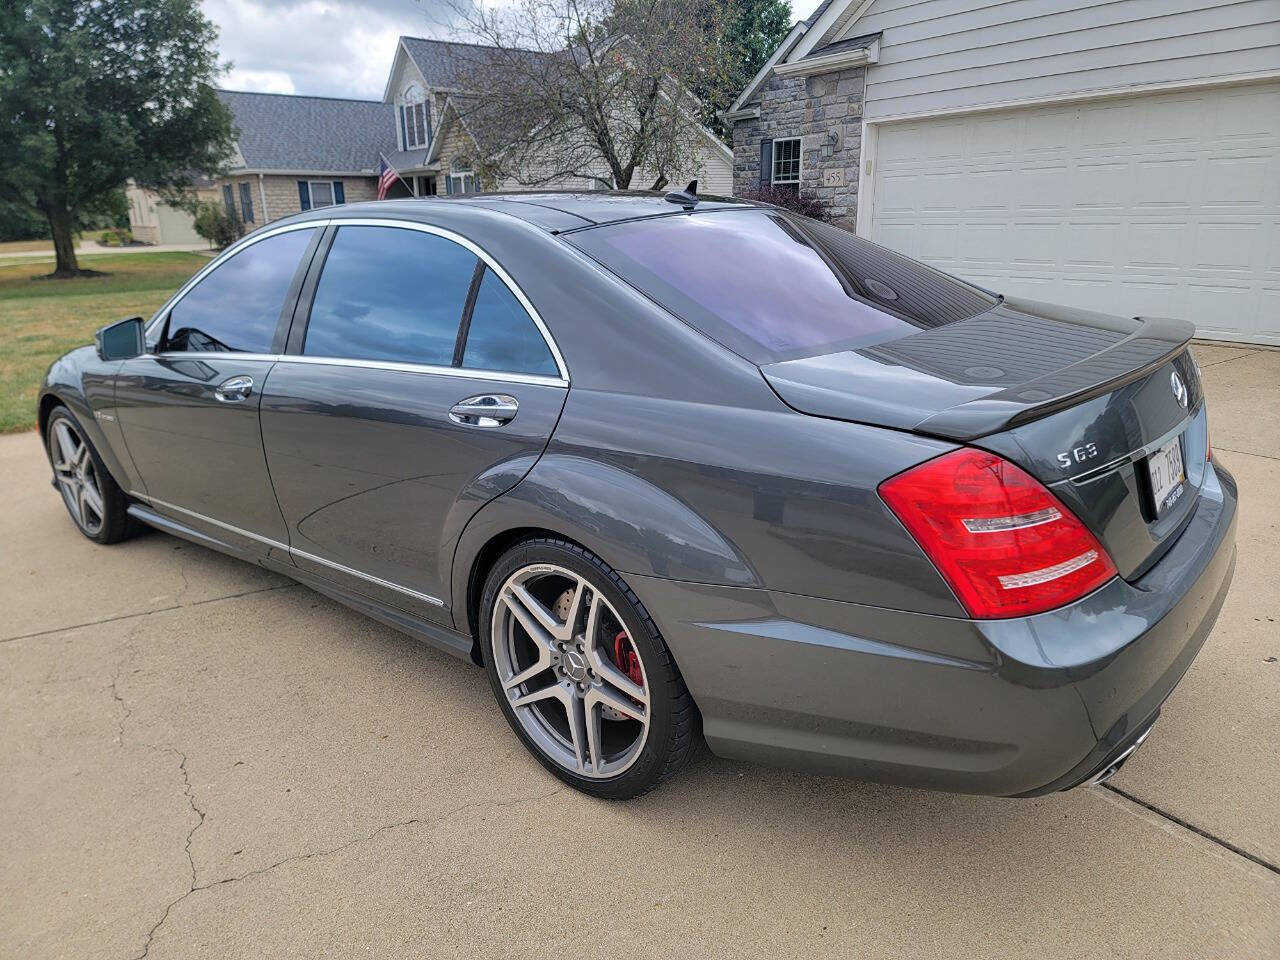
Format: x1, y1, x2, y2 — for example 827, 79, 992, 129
38, 191, 1236, 799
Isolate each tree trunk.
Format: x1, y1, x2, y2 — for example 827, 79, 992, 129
45, 201, 82, 277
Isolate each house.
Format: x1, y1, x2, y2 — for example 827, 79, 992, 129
125, 177, 219, 245
211, 91, 396, 224
381, 36, 734, 196
723, 0, 1280, 345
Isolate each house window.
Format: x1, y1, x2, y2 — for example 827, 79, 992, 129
771, 137, 801, 192
401, 87, 431, 148
239, 182, 254, 223
449, 158, 475, 195
415, 175, 437, 196
297, 180, 346, 211
222, 184, 235, 215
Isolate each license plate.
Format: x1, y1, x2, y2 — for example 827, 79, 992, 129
1147, 434, 1186, 516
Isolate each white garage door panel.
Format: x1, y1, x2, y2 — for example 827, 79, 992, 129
869, 81, 1280, 343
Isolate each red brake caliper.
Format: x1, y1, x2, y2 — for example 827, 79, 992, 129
613, 631, 644, 687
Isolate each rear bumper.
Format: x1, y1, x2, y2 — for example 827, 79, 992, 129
627, 461, 1237, 796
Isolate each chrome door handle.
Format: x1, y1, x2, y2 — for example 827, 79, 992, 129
449, 394, 518, 427
214, 375, 254, 403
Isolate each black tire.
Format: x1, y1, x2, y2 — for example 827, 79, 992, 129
479, 537, 700, 799
44, 405, 137, 544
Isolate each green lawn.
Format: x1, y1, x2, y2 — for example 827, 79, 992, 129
0, 252, 207, 433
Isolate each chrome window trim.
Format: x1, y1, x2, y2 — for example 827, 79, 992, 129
148, 216, 571, 384
150, 352, 281, 363
145, 220, 324, 338
320, 217, 570, 382
132, 491, 446, 607
143, 351, 568, 388
274, 354, 568, 387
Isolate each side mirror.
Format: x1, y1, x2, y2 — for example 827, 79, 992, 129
95, 316, 145, 361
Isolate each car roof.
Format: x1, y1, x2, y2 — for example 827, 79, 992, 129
299, 191, 758, 234
456, 191, 754, 230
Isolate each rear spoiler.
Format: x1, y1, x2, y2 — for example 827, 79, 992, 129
914, 316, 1196, 441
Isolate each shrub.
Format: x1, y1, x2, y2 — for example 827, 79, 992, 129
737, 184, 832, 222
97, 228, 134, 246
192, 202, 244, 248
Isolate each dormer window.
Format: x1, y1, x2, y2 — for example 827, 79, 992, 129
400, 84, 431, 149
449, 157, 475, 194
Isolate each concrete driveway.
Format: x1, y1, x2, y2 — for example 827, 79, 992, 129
3, 344, 1278, 959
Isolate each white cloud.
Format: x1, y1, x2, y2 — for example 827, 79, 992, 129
791, 0, 823, 20
202, 0, 457, 99
223, 68, 297, 93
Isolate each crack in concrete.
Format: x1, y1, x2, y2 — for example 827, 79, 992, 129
126, 786, 564, 959
1, 583, 299, 645
1214, 446, 1280, 463
107, 631, 210, 959
1100, 783, 1280, 878
1196, 349, 1263, 369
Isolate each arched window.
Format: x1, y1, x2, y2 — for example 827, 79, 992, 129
400, 85, 431, 149
449, 156, 475, 195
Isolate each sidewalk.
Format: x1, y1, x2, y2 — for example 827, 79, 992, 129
1, 242, 214, 259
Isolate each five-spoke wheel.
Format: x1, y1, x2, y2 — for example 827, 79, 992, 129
481, 538, 698, 798
44, 406, 134, 544
49, 417, 106, 536
492, 563, 651, 777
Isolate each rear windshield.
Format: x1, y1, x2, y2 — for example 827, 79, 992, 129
567, 209, 997, 364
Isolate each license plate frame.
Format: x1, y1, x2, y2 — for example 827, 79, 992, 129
1147, 434, 1187, 518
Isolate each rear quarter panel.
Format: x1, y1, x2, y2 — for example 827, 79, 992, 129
452, 385, 966, 637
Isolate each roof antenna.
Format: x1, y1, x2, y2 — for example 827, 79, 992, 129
664, 179, 698, 209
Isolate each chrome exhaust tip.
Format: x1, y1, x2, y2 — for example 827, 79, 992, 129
1088, 723, 1156, 787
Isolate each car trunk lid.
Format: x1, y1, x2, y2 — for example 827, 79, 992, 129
761, 298, 1206, 579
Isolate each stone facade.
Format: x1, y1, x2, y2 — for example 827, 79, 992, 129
731, 66, 866, 226
214, 174, 380, 226
432, 110, 485, 194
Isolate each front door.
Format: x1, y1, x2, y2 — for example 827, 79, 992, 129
115, 225, 321, 554
259, 222, 569, 624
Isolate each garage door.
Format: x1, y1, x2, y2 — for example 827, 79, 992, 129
869, 81, 1280, 344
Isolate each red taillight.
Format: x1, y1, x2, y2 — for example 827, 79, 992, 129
879, 448, 1117, 619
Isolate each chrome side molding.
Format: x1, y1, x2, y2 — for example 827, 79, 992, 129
128, 492, 444, 607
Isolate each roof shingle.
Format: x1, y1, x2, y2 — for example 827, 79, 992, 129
218, 90, 396, 173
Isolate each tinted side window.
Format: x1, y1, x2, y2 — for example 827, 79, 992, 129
462, 268, 558, 376
165, 228, 315, 353
304, 226, 476, 366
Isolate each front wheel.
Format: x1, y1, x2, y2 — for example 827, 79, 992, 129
45, 406, 136, 544
480, 538, 700, 799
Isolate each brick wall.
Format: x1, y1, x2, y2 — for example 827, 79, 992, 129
730, 66, 866, 226
215, 174, 380, 225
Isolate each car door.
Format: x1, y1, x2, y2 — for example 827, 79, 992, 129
114, 224, 322, 555
258, 221, 569, 625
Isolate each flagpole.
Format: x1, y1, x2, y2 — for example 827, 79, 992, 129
379, 152, 415, 196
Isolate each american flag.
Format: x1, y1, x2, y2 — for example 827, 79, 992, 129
377, 156, 399, 201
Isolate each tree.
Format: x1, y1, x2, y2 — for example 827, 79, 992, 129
441, 0, 732, 191
703, 0, 792, 136
0, 0, 234, 277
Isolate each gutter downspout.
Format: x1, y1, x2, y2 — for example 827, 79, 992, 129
258, 174, 268, 223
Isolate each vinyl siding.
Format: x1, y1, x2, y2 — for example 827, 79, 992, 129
827, 0, 1280, 120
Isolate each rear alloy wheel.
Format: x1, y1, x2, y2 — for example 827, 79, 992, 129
481, 539, 698, 799
45, 406, 135, 544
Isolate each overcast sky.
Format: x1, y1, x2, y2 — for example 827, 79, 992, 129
206, 0, 825, 100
